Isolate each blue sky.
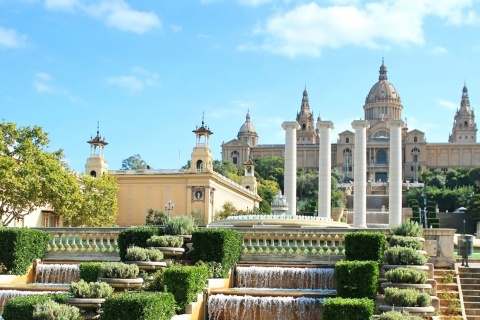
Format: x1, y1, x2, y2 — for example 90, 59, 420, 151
1, 0, 480, 173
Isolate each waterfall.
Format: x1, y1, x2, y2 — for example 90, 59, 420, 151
35, 264, 79, 284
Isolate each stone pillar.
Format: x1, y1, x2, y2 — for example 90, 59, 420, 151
388, 119, 404, 227
317, 120, 334, 219
352, 120, 370, 228
282, 121, 300, 215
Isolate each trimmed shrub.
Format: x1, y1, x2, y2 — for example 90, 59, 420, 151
118, 226, 164, 261
192, 228, 243, 270
388, 235, 423, 250
125, 246, 164, 261
195, 261, 230, 278
391, 220, 423, 237
146, 235, 183, 248
345, 231, 387, 262
379, 310, 423, 320
163, 265, 208, 313
0, 228, 50, 275
32, 300, 81, 320
383, 287, 431, 307
79, 262, 104, 282
70, 279, 114, 298
2, 293, 71, 320
385, 267, 427, 284
322, 297, 374, 320
335, 260, 379, 299
384, 246, 427, 265
164, 216, 197, 235
102, 292, 176, 320
144, 269, 165, 292
100, 262, 139, 279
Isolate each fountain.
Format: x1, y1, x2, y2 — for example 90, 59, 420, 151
35, 263, 79, 284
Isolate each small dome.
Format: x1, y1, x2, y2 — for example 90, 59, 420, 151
365, 62, 401, 104
238, 111, 257, 134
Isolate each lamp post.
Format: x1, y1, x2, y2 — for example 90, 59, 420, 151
413, 135, 418, 183
165, 199, 174, 219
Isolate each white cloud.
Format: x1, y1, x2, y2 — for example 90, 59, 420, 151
44, 0, 79, 11
430, 46, 448, 55
437, 99, 458, 111
106, 67, 159, 92
237, 0, 275, 6
33, 72, 78, 101
248, 0, 479, 57
0, 26, 28, 48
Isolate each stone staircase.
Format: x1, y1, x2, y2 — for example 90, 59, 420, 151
458, 266, 480, 320
434, 268, 463, 319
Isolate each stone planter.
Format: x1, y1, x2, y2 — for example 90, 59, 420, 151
65, 297, 105, 320
152, 247, 185, 258
381, 264, 430, 278
97, 277, 144, 290
124, 261, 167, 271
381, 282, 432, 292
378, 305, 435, 314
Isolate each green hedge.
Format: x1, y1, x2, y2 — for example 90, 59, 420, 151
345, 231, 386, 262
322, 297, 374, 320
118, 226, 164, 261
0, 228, 50, 275
79, 262, 104, 282
384, 246, 427, 265
2, 293, 71, 320
101, 292, 176, 320
192, 228, 243, 270
335, 260, 379, 299
163, 265, 208, 313
388, 235, 423, 250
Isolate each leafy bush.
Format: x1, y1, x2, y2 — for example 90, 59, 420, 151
118, 226, 164, 261
70, 279, 114, 298
388, 235, 423, 250
79, 262, 104, 282
391, 220, 423, 237
144, 269, 165, 292
32, 300, 81, 320
192, 228, 243, 270
2, 293, 71, 320
164, 216, 197, 235
385, 267, 427, 284
383, 287, 431, 307
0, 228, 50, 275
335, 260, 379, 299
384, 246, 427, 265
146, 235, 183, 248
378, 310, 423, 320
163, 265, 208, 313
195, 261, 230, 278
102, 292, 176, 320
345, 231, 386, 262
125, 246, 164, 261
145, 209, 169, 226
322, 297, 374, 320
100, 262, 139, 279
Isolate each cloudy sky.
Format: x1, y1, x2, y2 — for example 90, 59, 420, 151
1, 0, 480, 172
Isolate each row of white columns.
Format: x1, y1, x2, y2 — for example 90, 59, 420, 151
282, 119, 404, 227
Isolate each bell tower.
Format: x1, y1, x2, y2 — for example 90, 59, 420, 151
85, 123, 108, 177
240, 159, 258, 194
189, 114, 214, 173
449, 84, 477, 143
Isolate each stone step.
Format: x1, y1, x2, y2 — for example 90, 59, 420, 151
458, 268, 480, 274
464, 295, 480, 301
464, 301, 480, 309
466, 308, 480, 316
461, 278, 480, 285
464, 290, 480, 296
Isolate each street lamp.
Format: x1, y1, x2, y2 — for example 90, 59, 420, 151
413, 135, 418, 183
165, 199, 174, 219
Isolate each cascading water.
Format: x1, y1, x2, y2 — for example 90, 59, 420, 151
35, 263, 79, 284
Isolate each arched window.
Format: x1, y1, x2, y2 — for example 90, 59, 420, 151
231, 151, 240, 165
346, 137, 350, 143
465, 121, 468, 127
376, 149, 387, 164
372, 130, 390, 140
411, 147, 420, 163
90, 170, 97, 177
302, 124, 306, 130
196, 160, 204, 172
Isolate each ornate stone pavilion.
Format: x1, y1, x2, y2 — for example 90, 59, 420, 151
221, 61, 480, 183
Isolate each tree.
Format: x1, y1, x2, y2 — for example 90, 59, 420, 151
213, 160, 242, 182
0, 122, 80, 226
257, 179, 280, 214
121, 154, 150, 170
467, 193, 480, 219
254, 156, 284, 190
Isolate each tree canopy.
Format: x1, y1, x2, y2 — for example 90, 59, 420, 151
121, 154, 150, 170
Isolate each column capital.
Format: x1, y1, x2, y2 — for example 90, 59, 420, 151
387, 119, 405, 128
351, 120, 370, 130
317, 120, 334, 130
282, 121, 300, 130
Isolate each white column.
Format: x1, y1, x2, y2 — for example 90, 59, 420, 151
317, 120, 334, 219
388, 119, 404, 227
282, 121, 300, 216
352, 120, 370, 228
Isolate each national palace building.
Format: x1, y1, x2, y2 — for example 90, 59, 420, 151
221, 61, 480, 183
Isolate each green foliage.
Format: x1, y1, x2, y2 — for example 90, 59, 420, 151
378, 310, 423, 320
195, 261, 230, 278
385, 267, 427, 284
100, 262, 139, 279
322, 297, 374, 320
121, 154, 150, 170
467, 193, 480, 219
164, 215, 196, 235
0, 228, 50, 275
125, 246, 164, 261
2, 293, 71, 320
145, 208, 169, 226
163, 265, 208, 313
383, 287, 431, 307
406, 184, 474, 213
118, 226, 164, 261
32, 300, 81, 320
79, 262, 104, 282
384, 246, 427, 265
388, 235, 423, 250
146, 235, 183, 248
254, 156, 285, 190
70, 279, 114, 298
390, 220, 423, 237
335, 260, 379, 299
345, 231, 386, 262
102, 292, 176, 320
143, 269, 166, 292
192, 228, 243, 270
213, 160, 242, 180
257, 179, 280, 214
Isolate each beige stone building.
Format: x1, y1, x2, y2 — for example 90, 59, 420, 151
86, 118, 261, 227
222, 61, 480, 182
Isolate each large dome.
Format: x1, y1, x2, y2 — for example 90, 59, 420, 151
238, 112, 257, 134
365, 62, 401, 104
